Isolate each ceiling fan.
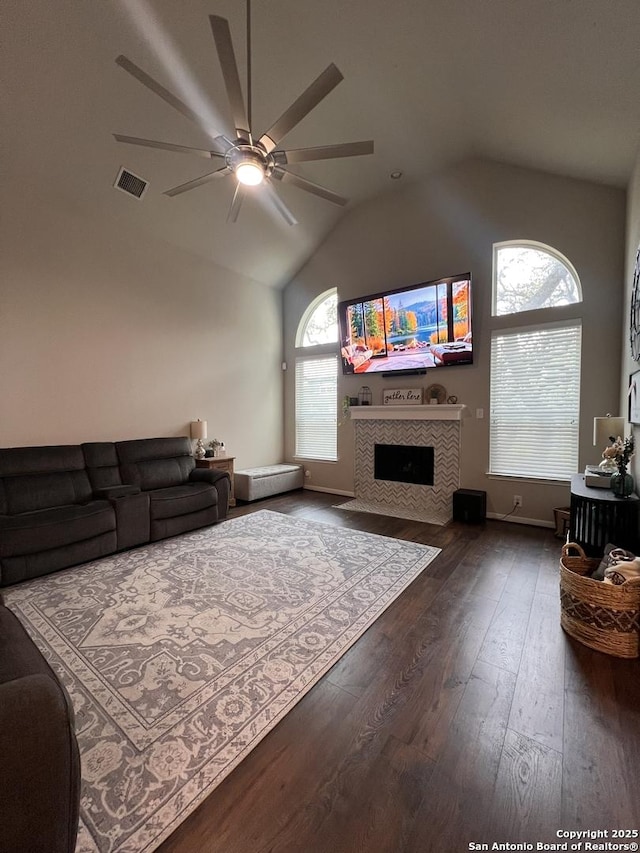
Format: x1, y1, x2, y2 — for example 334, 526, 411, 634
113, 1, 374, 225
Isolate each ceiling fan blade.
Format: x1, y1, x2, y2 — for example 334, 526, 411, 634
264, 183, 298, 227
275, 140, 374, 165
209, 15, 250, 142
163, 166, 231, 197
227, 183, 245, 223
113, 134, 225, 160
115, 55, 229, 153
272, 168, 348, 206
258, 63, 344, 154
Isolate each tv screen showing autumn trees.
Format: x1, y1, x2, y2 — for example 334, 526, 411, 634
339, 275, 472, 375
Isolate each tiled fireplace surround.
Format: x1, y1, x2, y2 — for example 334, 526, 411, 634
349, 405, 467, 525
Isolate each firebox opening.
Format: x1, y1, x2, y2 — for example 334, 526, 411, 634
374, 444, 434, 486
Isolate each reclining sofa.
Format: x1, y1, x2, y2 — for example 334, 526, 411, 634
0, 592, 80, 853
0, 437, 230, 587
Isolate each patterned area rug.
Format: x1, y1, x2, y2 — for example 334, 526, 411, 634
4, 510, 440, 853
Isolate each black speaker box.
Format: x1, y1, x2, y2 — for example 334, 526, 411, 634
452, 488, 487, 524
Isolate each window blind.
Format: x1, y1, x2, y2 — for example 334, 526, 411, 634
295, 356, 338, 461
490, 322, 581, 480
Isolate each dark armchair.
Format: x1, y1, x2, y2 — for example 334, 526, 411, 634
115, 437, 230, 541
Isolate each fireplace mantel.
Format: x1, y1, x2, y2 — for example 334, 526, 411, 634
350, 404, 469, 422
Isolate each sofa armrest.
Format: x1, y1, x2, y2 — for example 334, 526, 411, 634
91, 487, 148, 549
112, 492, 150, 550
189, 469, 231, 519
189, 468, 229, 487
0, 673, 80, 853
93, 485, 141, 499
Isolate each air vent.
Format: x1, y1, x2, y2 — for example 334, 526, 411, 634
113, 167, 148, 200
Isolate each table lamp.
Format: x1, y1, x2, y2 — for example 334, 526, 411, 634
593, 415, 624, 472
190, 419, 207, 459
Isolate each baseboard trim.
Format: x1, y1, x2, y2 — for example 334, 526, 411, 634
486, 512, 554, 529
303, 486, 355, 497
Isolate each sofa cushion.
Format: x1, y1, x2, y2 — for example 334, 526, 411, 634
0, 446, 92, 514
0, 604, 58, 685
82, 443, 123, 491
150, 507, 217, 542
1, 533, 117, 588
116, 438, 195, 491
148, 483, 217, 521
0, 502, 116, 558
236, 464, 302, 480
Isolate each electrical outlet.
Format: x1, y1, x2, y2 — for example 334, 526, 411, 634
513, 495, 522, 508
304, 469, 311, 479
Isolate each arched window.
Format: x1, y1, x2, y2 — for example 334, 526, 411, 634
296, 290, 338, 347
490, 242, 582, 481
493, 241, 582, 316
295, 289, 338, 461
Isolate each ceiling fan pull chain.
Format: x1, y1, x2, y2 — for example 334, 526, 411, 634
246, 0, 252, 135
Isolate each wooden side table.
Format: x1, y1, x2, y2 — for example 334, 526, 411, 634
195, 456, 236, 507
569, 474, 640, 556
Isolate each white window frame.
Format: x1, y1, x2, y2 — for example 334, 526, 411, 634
294, 354, 338, 462
294, 289, 338, 462
489, 320, 582, 481
295, 288, 338, 348
489, 241, 583, 482
492, 240, 583, 317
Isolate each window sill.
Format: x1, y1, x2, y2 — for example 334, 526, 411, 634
293, 456, 338, 464
486, 473, 570, 487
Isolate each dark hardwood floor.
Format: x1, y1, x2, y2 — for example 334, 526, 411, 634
158, 490, 640, 853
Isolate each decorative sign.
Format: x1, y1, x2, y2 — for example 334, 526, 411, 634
382, 388, 423, 406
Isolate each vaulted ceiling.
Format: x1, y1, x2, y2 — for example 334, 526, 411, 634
4, 0, 640, 288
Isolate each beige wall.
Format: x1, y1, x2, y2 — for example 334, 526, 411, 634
0, 182, 284, 467
284, 158, 626, 524
622, 148, 640, 479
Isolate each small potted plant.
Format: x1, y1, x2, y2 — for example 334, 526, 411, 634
208, 439, 222, 457
604, 435, 635, 498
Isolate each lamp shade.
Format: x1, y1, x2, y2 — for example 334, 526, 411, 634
190, 420, 207, 440
593, 416, 623, 448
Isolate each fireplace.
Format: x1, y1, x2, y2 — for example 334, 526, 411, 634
348, 404, 468, 525
374, 444, 434, 486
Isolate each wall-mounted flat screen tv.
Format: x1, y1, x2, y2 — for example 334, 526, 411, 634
338, 273, 472, 376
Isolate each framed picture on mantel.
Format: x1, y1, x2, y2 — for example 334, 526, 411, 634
382, 388, 423, 406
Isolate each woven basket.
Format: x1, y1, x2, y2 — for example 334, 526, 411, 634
559, 542, 640, 658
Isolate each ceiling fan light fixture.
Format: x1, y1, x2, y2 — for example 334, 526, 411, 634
114, 1, 374, 223
236, 160, 265, 186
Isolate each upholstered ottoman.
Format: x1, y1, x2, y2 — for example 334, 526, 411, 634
234, 464, 303, 502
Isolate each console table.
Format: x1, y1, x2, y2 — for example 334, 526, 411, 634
195, 456, 236, 507
569, 474, 640, 556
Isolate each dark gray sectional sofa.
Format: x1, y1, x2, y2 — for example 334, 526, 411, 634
0, 436, 230, 587
0, 436, 231, 850
0, 592, 81, 852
